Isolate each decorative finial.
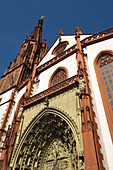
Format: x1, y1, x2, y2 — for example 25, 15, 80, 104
59, 28, 64, 42
59, 28, 64, 36
41, 16, 45, 19
79, 77, 86, 92
75, 25, 82, 35
8, 62, 12, 69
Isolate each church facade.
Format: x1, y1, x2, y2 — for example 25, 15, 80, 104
0, 18, 113, 170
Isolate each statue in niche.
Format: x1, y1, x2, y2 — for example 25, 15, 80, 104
79, 77, 86, 92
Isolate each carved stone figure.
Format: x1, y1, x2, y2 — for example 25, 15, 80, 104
79, 77, 86, 92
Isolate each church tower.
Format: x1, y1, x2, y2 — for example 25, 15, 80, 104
0, 18, 47, 169
0, 18, 113, 170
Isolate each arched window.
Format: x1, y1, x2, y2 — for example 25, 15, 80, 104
99, 54, 113, 109
94, 51, 113, 141
97, 53, 113, 110
49, 67, 68, 87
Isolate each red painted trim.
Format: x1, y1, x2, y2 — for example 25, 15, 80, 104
75, 30, 105, 169
94, 50, 113, 63
0, 94, 25, 169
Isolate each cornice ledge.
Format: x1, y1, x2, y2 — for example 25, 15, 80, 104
82, 28, 113, 47
23, 75, 78, 108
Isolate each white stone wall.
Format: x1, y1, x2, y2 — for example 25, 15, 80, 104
84, 38, 113, 170
38, 35, 76, 67
0, 89, 13, 128
7, 86, 26, 127
34, 34, 91, 95
35, 53, 77, 95
80, 34, 92, 41
38, 34, 90, 68
0, 86, 26, 151
34, 35, 89, 95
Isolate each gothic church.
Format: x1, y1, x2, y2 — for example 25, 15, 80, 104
0, 18, 113, 170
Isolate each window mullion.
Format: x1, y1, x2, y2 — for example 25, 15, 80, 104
107, 64, 113, 82
103, 66, 113, 97
110, 62, 113, 68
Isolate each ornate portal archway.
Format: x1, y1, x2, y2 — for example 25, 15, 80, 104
9, 108, 84, 170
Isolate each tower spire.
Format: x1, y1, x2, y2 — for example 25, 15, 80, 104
28, 17, 43, 42
0, 17, 47, 94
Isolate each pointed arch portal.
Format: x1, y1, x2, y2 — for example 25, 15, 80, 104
10, 108, 84, 170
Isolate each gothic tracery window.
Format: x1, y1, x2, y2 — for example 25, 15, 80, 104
94, 51, 113, 141
49, 67, 68, 87
98, 53, 113, 110
52, 41, 69, 56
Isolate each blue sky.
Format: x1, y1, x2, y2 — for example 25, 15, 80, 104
0, 0, 113, 77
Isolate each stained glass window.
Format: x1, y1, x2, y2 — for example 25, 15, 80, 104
98, 54, 113, 110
